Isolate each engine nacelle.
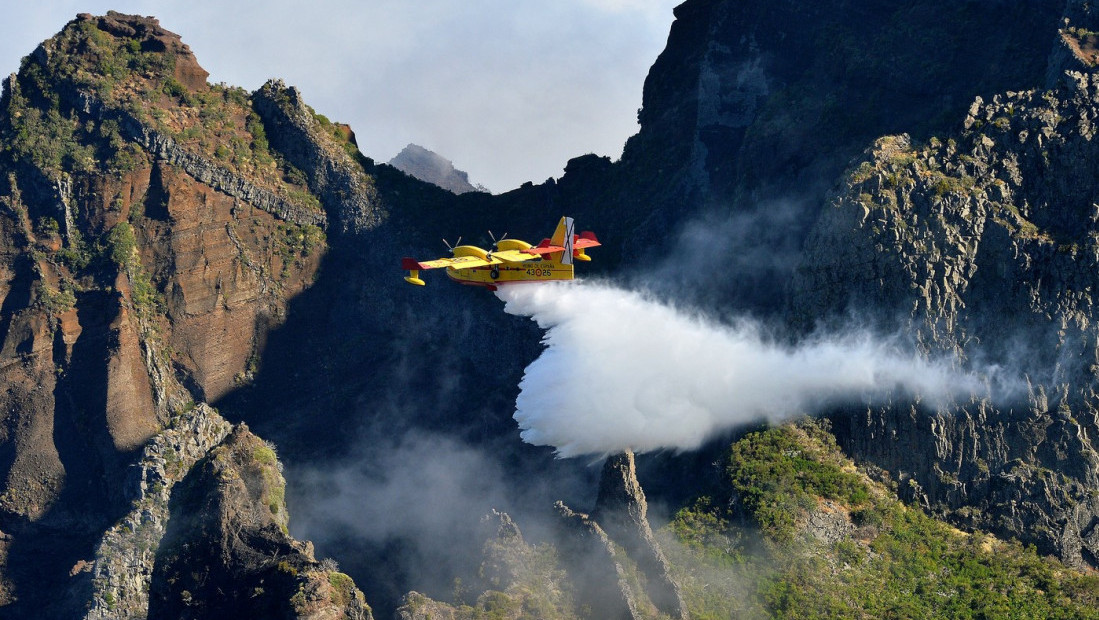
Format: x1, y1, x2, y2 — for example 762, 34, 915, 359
452, 245, 490, 260
496, 239, 532, 252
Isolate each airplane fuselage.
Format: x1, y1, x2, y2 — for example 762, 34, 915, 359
447, 258, 574, 289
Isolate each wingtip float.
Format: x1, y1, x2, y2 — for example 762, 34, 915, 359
400, 216, 600, 291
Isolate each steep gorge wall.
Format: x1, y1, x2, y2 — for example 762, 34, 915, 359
518, 0, 1067, 312
793, 63, 1099, 566
0, 62, 324, 529
563, 0, 1099, 570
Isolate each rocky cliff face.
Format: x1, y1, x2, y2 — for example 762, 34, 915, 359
84, 403, 231, 620
511, 0, 1068, 311
0, 12, 369, 617
551, 452, 687, 620
148, 424, 371, 619
591, 452, 687, 619
251, 79, 382, 237
432, 0, 1099, 584
793, 64, 1099, 568
553, 0, 1099, 574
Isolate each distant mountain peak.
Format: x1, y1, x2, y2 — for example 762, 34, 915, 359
388, 143, 488, 194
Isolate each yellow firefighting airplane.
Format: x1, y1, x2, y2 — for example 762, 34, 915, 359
401, 216, 600, 291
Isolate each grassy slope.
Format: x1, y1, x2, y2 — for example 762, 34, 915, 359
663, 420, 1099, 619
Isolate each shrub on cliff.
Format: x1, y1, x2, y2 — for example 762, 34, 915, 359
726, 422, 870, 542
663, 420, 1099, 619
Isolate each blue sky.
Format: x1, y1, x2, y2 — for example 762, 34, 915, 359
0, 1, 680, 192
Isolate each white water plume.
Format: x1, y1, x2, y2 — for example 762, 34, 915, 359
497, 281, 985, 457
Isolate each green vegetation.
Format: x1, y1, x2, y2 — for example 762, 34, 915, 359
104, 222, 163, 317
0, 17, 186, 179
850, 161, 876, 184
930, 171, 977, 197
245, 439, 287, 523
284, 186, 322, 212
887, 151, 917, 169
275, 222, 325, 278
245, 112, 274, 165
464, 534, 574, 619
265, 480, 285, 519
35, 281, 76, 316
289, 584, 308, 613
1, 14, 327, 225
1000, 203, 1044, 240
4, 68, 99, 176
311, 107, 361, 160
161, 77, 190, 104
662, 420, 1099, 619
402, 420, 1099, 619
412, 529, 576, 619
73, 19, 177, 96
727, 424, 870, 542
1066, 26, 1099, 39
252, 444, 277, 467
327, 571, 356, 608
107, 221, 137, 268
670, 496, 745, 566
0, 12, 334, 349
35, 216, 60, 237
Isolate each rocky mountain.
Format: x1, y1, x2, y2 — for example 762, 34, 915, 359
5, 1, 1099, 618
794, 64, 1099, 569
629, 0, 1099, 583
0, 12, 368, 618
387, 144, 487, 195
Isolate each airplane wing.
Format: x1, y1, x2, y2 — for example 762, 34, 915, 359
403, 255, 498, 270
490, 249, 541, 263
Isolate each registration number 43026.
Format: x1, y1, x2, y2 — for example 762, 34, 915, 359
526, 268, 552, 277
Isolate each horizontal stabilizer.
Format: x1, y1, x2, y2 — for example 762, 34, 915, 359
574, 231, 600, 248
527, 239, 566, 255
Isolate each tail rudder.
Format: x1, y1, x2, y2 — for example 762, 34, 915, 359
550, 216, 575, 266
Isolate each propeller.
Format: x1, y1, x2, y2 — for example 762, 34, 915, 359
443, 236, 462, 253
488, 230, 508, 249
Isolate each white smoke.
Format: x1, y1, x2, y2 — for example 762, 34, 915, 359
497, 280, 987, 457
